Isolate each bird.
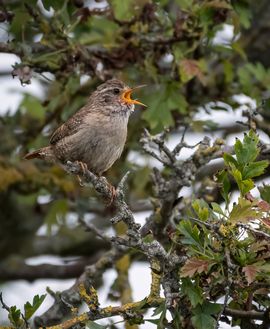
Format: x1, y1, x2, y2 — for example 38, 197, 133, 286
24, 79, 146, 181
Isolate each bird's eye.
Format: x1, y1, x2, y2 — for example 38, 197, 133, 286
113, 88, 120, 95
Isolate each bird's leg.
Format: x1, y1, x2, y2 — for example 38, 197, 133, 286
74, 161, 88, 186
98, 176, 117, 206
107, 183, 116, 206
77, 175, 84, 187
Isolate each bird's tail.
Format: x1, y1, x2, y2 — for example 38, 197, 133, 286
24, 146, 54, 161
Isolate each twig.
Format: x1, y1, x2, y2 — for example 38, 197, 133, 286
0, 292, 10, 312
215, 247, 235, 329
237, 223, 270, 240
78, 218, 111, 243
0, 292, 29, 328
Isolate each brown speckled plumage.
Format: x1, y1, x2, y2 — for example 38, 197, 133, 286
24, 79, 139, 175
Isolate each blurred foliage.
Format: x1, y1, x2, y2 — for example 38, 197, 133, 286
1, 0, 270, 328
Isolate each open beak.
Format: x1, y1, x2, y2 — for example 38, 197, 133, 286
121, 85, 147, 107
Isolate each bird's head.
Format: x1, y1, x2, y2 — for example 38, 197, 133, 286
92, 79, 146, 114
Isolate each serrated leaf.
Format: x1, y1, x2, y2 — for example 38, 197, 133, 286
242, 161, 269, 180
181, 258, 212, 278
229, 198, 258, 223
152, 301, 166, 316
181, 278, 203, 307
223, 153, 238, 167
211, 202, 224, 215
8, 306, 22, 327
147, 305, 166, 329
24, 294, 46, 320
191, 309, 215, 329
203, 302, 222, 314
143, 99, 174, 131
143, 83, 187, 131
234, 131, 260, 166
192, 199, 210, 221
177, 220, 203, 249
243, 265, 258, 285
192, 302, 221, 329
231, 167, 254, 195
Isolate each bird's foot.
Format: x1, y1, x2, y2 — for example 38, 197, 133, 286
74, 161, 88, 186
106, 182, 117, 206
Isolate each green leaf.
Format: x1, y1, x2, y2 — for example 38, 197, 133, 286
242, 161, 269, 180
203, 302, 221, 314
177, 220, 203, 249
223, 153, 238, 167
175, 0, 193, 10
20, 94, 46, 121
81, 17, 120, 48
259, 185, 270, 203
191, 310, 216, 329
237, 65, 252, 91
147, 304, 166, 329
232, 0, 252, 28
246, 62, 267, 81
143, 98, 174, 131
216, 170, 231, 204
223, 60, 234, 84
152, 301, 166, 316
191, 302, 221, 329
145, 318, 161, 325
8, 306, 22, 327
181, 278, 203, 307
86, 321, 108, 329
166, 84, 188, 114
143, 82, 187, 131
111, 0, 147, 21
231, 167, 254, 195
234, 131, 260, 166
41, 0, 63, 10
192, 199, 210, 221
24, 294, 46, 320
211, 202, 224, 215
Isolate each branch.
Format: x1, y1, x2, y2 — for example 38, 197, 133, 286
237, 223, 270, 240
35, 248, 125, 326
223, 308, 265, 320
140, 129, 229, 239
0, 257, 94, 281
45, 296, 164, 329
